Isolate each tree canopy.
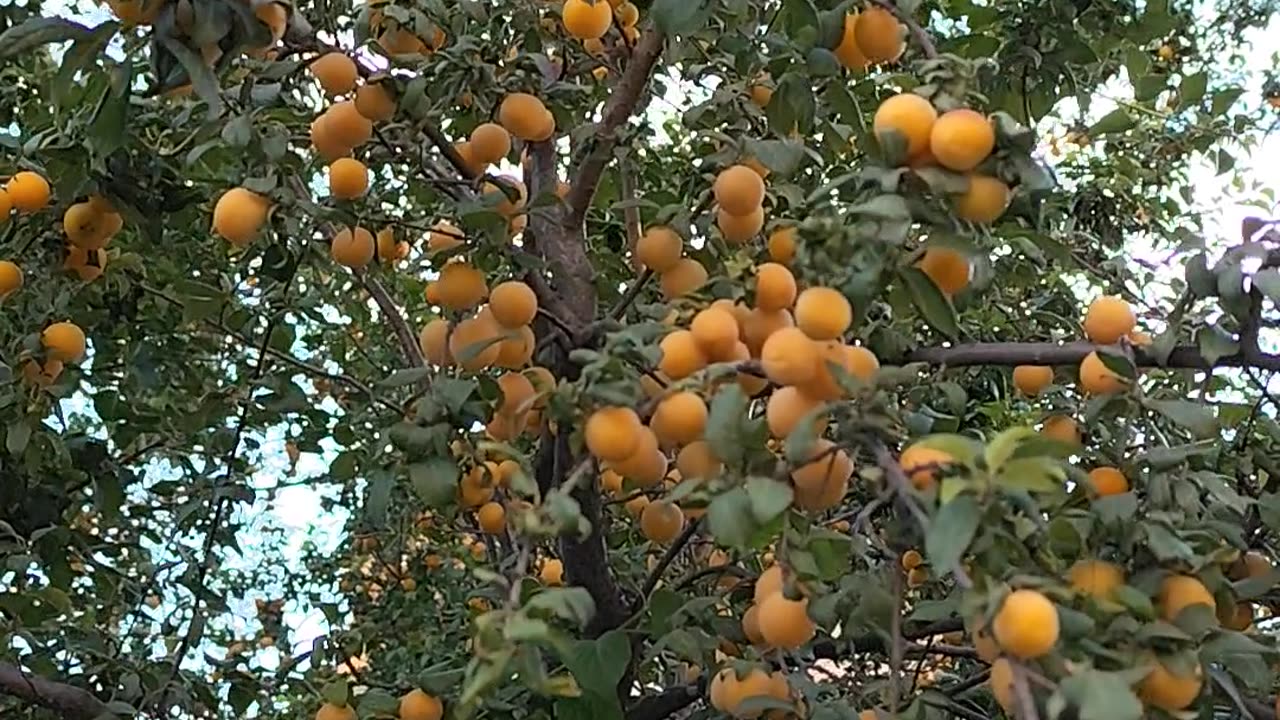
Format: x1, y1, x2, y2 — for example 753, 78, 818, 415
1, 0, 1280, 718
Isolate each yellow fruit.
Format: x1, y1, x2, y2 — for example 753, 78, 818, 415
651, 391, 708, 448
328, 157, 369, 199
992, 589, 1059, 659
541, 558, 565, 585
611, 427, 667, 486
498, 371, 535, 414
459, 466, 495, 508
660, 258, 708, 299
761, 327, 818, 386
435, 262, 488, 311
853, 6, 903, 62
490, 281, 538, 328
600, 468, 625, 495
1041, 415, 1080, 446
754, 565, 784, 604
399, 689, 444, 720
1139, 659, 1202, 711
833, 13, 869, 70
419, 320, 453, 366
755, 262, 797, 311
311, 52, 359, 95
624, 494, 651, 517
498, 93, 556, 141
428, 220, 465, 253
1068, 559, 1124, 599
743, 308, 794, 357
585, 406, 643, 462
708, 667, 790, 718
749, 82, 773, 108
1012, 365, 1053, 395
376, 27, 428, 55
1159, 574, 1215, 622
43, 321, 87, 363
326, 101, 373, 148
767, 226, 797, 265
791, 439, 853, 494
930, 109, 995, 171
1086, 466, 1127, 496
494, 326, 536, 368
470, 122, 512, 164
676, 441, 722, 480
1083, 296, 1136, 345
0, 260, 23, 296
614, 0, 639, 25
907, 567, 929, 587
562, 0, 613, 38
795, 287, 852, 341
757, 592, 814, 649
766, 385, 826, 438
742, 155, 770, 179
988, 658, 1014, 712
896, 444, 952, 490
691, 307, 740, 360
716, 206, 765, 244
955, 174, 1010, 224
1157, 44, 1175, 61
315, 702, 357, 720
354, 82, 397, 122
6, 171, 51, 213
714, 165, 767, 216
0, 189, 11, 219
63, 202, 109, 249
64, 246, 107, 282
449, 310, 503, 371
901, 549, 923, 571
916, 247, 970, 295
659, 329, 708, 380
1129, 329, 1153, 346
742, 604, 768, 646
331, 226, 375, 267
873, 94, 937, 159
844, 345, 879, 382
1078, 351, 1128, 395
640, 500, 685, 543
212, 187, 270, 246
310, 114, 350, 161
477, 502, 506, 534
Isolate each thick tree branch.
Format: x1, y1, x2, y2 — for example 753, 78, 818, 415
899, 341, 1280, 371
0, 662, 108, 720
564, 28, 664, 228
527, 140, 597, 330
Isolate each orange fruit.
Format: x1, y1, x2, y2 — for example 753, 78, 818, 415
585, 406, 643, 462
756, 592, 814, 649
310, 114, 350, 161
955, 174, 1010, 223
1041, 415, 1080, 446
43, 321, 87, 363
310, 52, 358, 95
717, 206, 765, 244
354, 82, 397, 122
1067, 559, 1124, 599
328, 157, 369, 199
325, 101, 373, 147
0, 260, 23, 295
1083, 296, 1135, 344
794, 287, 851, 341
755, 262, 797, 311
490, 281, 538, 328
640, 500, 685, 543
562, 0, 613, 39
929, 109, 995, 171
477, 502, 506, 534
852, 6, 904, 63
676, 440, 721, 480
498, 93, 556, 141
833, 13, 869, 70
435, 262, 488, 310
1158, 574, 1215, 622
428, 220, 465, 253
635, 226, 683, 272
1012, 365, 1053, 396
659, 329, 708, 380
212, 187, 270, 246
331, 226, 375, 267
613, 0, 639, 25
1139, 660, 1202, 711
659, 258, 708, 299
898, 444, 952, 490
761, 327, 818, 386
766, 385, 826, 438
901, 549, 923, 571
766, 225, 797, 265
916, 247, 970, 295
315, 703, 357, 720
650, 391, 708, 447
690, 307, 740, 360
419, 320, 453, 366
988, 658, 1014, 712
540, 558, 564, 585
992, 589, 1059, 659
399, 690, 443, 720
872, 94, 936, 159
1078, 351, 1128, 395
497, 371, 535, 414
448, 310, 503, 372
742, 308, 794, 357
714, 165, 767, 216
610, 427, 667, 486
470, 122, 512, 164
6, 171, 51, 213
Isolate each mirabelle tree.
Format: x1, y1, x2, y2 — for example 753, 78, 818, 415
1, 0, 1280, 718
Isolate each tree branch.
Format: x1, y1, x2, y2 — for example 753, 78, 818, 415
353, 269, 424, 369
634, 517, 701, 610
0, 662, 108, 720
564, 28, 664, 229
625, 681, 704, 720
899, 341, 1280, 371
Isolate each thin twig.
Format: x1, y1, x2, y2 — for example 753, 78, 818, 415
888, 568, 904, 714
609, 269, 653, 320
635, 517, 702, 609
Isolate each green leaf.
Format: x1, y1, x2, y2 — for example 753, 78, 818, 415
1184, 253, 1217, 297
379, 367, 431, 387
1055, 670, 1143, 720
53, 21, 118, 107
707, 487, 755, 548
1179, 72, 1208, 105
925, 493, 980, 574
409, 458, 458, 507
744, 139, 805, 176
0, 17, 94, 58
526, 588, 596, 627
561, 630, 629, 696
744, 477, 793, 524
364, 469, 394, 528
706, 385, 750, 466
1196, 324, 1238, 366
899, 267, 960, 339
1253, 268, 1280, 305
1144, 523, 1194, 562
850, 194, 910, 220
157, 35, 224, 118
983, 426, 1040, 471
912, 434, 982, 464
6, 421, 31, 456
994, 457, 1066, 493
358, 688, 400, 716
1143, 398, 1219, 439
322, 679, 349, 707
651, 0, 706, 35
1090, 109, 1135, 135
